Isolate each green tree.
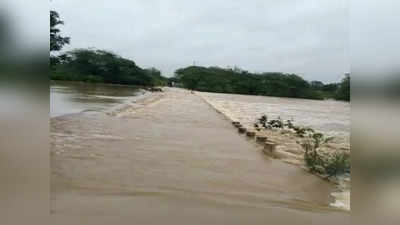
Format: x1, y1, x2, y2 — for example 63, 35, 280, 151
173, 66, 327, 100
51, 48, 165, 87
310, 81, 324, 90
144, 67, 167, 86
50, 10, 70, 52
50, 10, 70, 67
323, 83, 338, 92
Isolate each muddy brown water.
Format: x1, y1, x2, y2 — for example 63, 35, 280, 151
50, 81, 143, 117
198, 91, 350, 142
50, 87, 349, 225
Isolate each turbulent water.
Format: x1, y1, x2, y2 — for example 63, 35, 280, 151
198, 92, 350, 142
197, 91, 351, 210
51, 86, 350, 224
50, 81, 145, 117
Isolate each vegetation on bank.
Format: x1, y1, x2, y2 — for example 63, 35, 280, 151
50, 10, 166, 87
174, 66, 350, 101
254, 115, 350, 177
50, 10, 350, 100
51, 49, 167, 86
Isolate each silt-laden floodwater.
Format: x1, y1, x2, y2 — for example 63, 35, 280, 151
198, 91, 350, 142
50, 81, 144, 117
51, 86, 349, 225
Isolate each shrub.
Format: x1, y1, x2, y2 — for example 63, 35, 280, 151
258, 115, 268, 124
324, 152, 351, 176
303, 140, 325, 173
303, 134, 350, 177
268, 117, 284, 128
254, 114, 350, 177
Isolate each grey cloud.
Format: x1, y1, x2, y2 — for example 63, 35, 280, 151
52, 0, 348, 83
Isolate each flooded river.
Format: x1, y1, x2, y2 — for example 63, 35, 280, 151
50, 84, 349, 224
50, 81, 144, 117
198, 91, 350, 142
197, 91, 351, 211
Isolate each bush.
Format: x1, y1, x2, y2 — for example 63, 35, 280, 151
303, 141, 325, 174
324, 152, 351, 176
255, 114, 317, 137
254, 114, 350, 177
254, 115, 350, 177
303, 135, 350, 177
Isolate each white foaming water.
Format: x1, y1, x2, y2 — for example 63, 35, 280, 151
331, 190, 350, 211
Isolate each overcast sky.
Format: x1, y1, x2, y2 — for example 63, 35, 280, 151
51, 0, 349, 83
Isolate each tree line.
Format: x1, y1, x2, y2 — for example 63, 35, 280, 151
50, 10, 349, 101
50, 10, 166, 86
51, 49, 167, 86
173, 66, 350, 101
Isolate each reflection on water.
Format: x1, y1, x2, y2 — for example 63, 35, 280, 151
50, 81, 143, 117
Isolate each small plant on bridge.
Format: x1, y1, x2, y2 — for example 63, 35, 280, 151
255, 115, 316, 137
303, 133, 350, 177
255, 114, 349, 177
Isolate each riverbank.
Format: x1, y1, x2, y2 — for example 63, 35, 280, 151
196, 90, 350, 210
51, 87, 349, 224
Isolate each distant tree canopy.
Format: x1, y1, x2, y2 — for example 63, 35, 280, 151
310, 81, 324, 89
174, 66, 325, 99
174, 66, 350, 101
322, 83, 339, 93
51, 49, 167, 86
